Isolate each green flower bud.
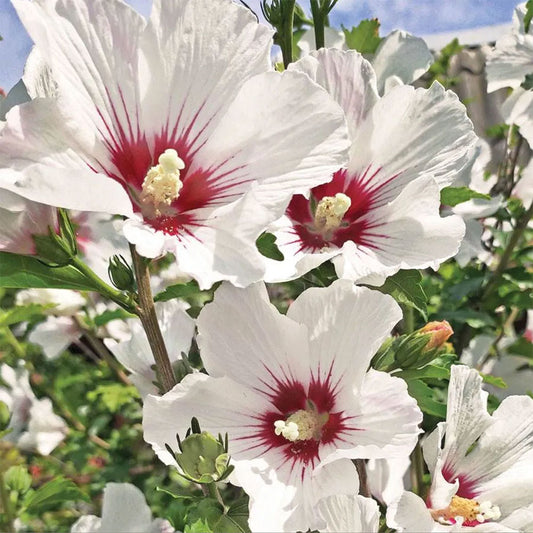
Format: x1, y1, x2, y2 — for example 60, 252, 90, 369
108, 255, 135, 291
0, 401, 11, 432
4, 465, 32, 494
174, 432, 232, 484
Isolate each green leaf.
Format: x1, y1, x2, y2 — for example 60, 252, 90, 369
0, 252, 97, 291
507, 337, 533, 358
23, 477, 88, 514
407, 379, 447, 418
0, 304, 53, 327
342, 19, 382, 54
93, 308, 135, 327
377, 270, 427, 319
480, 373, 507, 389
154, 280, 202, 302
446, 276, 485, 301
256, 232, 284, 261
87, 384, 139, 412
396, 364, 450, 382
440, 187, 491, 207
185, 518, 213, 533
441, 310, 495, 328
521, 72, 533, 90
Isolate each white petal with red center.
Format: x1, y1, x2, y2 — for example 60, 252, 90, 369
143, 373, 273, 466
317, 494, 380, 533
141, 0, 273, 150
372, 30, 432, 94
196, 282, 310, 390
320, 369, 422, 466
290, 49, 379, 139
13, 0, 144, 174
122, 216, 169, 259
169, 190, 280, 289
0, 100, 133, 216
349, 82, 477, 194
193, 70, 350, 209
286, 280, 402, 394
333, 175, 466, 284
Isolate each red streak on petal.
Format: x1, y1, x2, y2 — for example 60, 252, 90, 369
441, 467, 479, 500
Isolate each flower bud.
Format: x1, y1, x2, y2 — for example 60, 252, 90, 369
0, 401, 11, 432
108, 255, 135, 291
4, 465, 32, 494
418, 321, 453, 350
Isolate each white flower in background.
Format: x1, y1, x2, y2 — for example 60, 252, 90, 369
264, 49, 474, 285
15, 288, 85, 316
0, 188, 57, 256
316, 494, 380, 532
144, 280, 422, 532
0, 364, 67, 455
297, 28, 432, 95
107, 300, 195, 398
461, 330, 533, 400
486, 2, 533, 92
388, 365, 533, 532
450, 140, 502, 267
70, 483, 174, 533
0, 0, 350, 290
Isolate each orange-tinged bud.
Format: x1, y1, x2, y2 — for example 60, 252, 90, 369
419, 320, 453, 350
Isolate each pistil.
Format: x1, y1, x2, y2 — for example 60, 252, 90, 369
274, 408, 328, 442
431, 495, 501, 526
314, 193, 351, 234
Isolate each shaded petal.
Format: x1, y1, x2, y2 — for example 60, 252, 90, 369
29, 316, 80, 360
321, 370, 422, 466
22, 46, 57, 99
317, 494, 380, 533
0, 99, 133, 215
99, 483, 153, 533
286, 280, 402, 392
70, 515, 102, 533
196, 282, 310, 391
386, 491, 439, 533
372, 31, 432, 94
333, 175, 465, 283
367, 455, 411, 506
289, 49, 378, 138
195, 70, 350, 208
297, 27, 346, 57
349, 82, 477, 193
143, 373, 272, 466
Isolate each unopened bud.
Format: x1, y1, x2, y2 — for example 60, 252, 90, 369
418, 321, 453, 350
0, 401, 10, 431
108, 255, 135, 291
4, 466, 31, 494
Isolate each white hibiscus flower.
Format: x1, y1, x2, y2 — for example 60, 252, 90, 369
143, 280, 422, 532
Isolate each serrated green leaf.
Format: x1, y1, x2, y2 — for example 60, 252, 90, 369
154, 280, 202, 302
0, 252, 97, 291
377, 270, 427, 319
23, 477, 88, 514
396, 364, 450, 381
256, 232, 284, 261
446, 276, 485, 301
185, 518, 213, 533
87, 384, 139, 412
507, 337, 533, 358
480, 373, 508, 389
407, 379, 447, 418
440, 187, 491, 207
342, 19, 382, 54
441, 310, 495, 328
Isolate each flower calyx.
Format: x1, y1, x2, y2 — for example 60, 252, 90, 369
165, 417, 234, 484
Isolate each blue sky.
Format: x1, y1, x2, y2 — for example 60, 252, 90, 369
0, 0, 520, 92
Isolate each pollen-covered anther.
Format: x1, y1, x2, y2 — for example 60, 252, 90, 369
274, 409, 328, 442
141, 149, 185, 214
431, 495, 501, 526
314, 193, 351, 233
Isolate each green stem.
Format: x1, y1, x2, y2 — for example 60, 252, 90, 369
482, 200, 533, 300
310, 0, 325, 49
403, 305, 415, 334
0, 472, 14, 533
1, 328, 25, 358
280, 0, 296, 68
70, 256, 136, 314
207, 482, 226, 509
130, 246, 176, 393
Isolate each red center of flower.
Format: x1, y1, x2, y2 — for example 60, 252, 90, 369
248, 370, 355, 472
286, 166, 397, 252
